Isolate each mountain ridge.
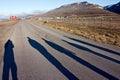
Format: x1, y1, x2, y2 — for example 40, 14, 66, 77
39, 1, 117, 17
104, 2, 120, 14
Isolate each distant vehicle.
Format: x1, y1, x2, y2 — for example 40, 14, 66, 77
10, 16, 20, 20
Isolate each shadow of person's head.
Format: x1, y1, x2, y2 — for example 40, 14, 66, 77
5, 40, 14, 49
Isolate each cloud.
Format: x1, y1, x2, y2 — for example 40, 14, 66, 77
0, 10, 46, 19
32, 10, 46, 15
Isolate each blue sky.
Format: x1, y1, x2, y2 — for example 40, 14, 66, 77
0, 0, 119, 16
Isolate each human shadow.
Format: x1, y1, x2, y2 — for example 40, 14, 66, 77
42, 38, 118, 80
65, 36, 120, 56
27, 37, 79, 80
2, 40, 18, 80
63, 40, 120, 64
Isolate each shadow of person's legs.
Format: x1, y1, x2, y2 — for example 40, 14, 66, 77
27, 37, 79, 80
2, 40, 18, 80
42, 38, 118, 80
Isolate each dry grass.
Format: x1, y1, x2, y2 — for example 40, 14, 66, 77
31, 17, 120, 47
0, 20, 18, 26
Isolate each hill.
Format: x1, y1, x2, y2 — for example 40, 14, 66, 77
104, 2, 120, 14
40, 1, 118, 17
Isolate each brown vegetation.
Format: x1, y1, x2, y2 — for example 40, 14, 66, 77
32, 16, 120, 47
0, 20, 18, 27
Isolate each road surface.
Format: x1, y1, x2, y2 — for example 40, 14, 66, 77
0, 20, 120, 80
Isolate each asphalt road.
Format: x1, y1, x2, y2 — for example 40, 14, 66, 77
0, 20, 120, 80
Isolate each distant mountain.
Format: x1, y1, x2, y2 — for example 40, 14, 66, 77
0, 17, 9, 20
40, 1, 117, 17
104, 2, 120, 14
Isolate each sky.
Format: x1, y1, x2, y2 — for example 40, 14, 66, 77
0, 0, 119, 17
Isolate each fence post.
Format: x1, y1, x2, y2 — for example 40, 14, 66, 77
110, 18, 112, 28
101, 18, 103, 27
94, 17, 96, 27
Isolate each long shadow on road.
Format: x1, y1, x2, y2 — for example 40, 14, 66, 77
2, 40, 18, 80
42, 38, 118, 80
65, 36, 120, 56
27, 37, 79, 80
62, 40, 120, 64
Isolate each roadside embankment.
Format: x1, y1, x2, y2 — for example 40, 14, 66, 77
31, 19, 120, 47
